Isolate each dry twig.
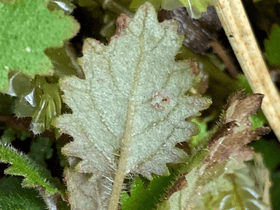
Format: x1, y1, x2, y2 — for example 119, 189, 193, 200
214, 0, 280, 142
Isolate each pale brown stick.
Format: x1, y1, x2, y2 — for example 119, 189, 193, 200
214, 0, 280, 141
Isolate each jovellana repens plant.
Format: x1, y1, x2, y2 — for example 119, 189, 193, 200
0, 0, 276, 209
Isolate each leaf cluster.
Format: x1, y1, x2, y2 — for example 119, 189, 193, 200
0, 0, 279, 209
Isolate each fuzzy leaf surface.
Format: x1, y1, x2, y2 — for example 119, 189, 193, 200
56, 3, 210, 209
0, 143, 61, 195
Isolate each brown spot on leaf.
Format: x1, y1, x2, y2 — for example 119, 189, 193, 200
150, 90, 171, 112
110, 14, 129, 41
187, 59, 200, 75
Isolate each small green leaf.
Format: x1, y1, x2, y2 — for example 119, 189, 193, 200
189, 118, 208, 148
28, 136, 53, 168
0, 128, 32, 144
161, 0, 184, 10
0, 176, 46, 210
178, 0, 217, 18
236, 74, 268, 129
130, 0, 162, 9
0, 142, 61, 195
121, 175, 173, 210
265, 24, 280, 65
130, 0, 217, 15
9, 74, 62, 134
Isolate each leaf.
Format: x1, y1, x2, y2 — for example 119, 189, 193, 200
0, 127, 32, 144
0, 0, 79, 91
161, 0, 184, 10
121, 175, 174, 210
160, 6, 222, 54
189, 118, 208, 147
55, 2, 211, 209
130, 0, 162, 10
130, 0, 217, 18
44, 41, 85, 79
48, 0, 76, 14
8, 73, 62, 134
168, 156, 270, 210
0, 176, 47, 210
264, 24, 280, 65
179, 0, 213, 18
0, 142, 61, 196
167, 91, 271, 209
204, 91, 270, 169
203, 162, 270, 210
236, 74, 268, 129
28, 136, 53, 168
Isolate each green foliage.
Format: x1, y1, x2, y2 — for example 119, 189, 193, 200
0, 0, 79, 91
265, 24, 280, 65
0, 142, 60, 195
130, 0, 216, 18
0, 93, 16, 115
236, 74, 268, 129
168, 158, 269, 210
0, 1, 276, 209
44, 41, 85, 79
28, 137, 53, 168
0, 128, 32, 144
253, 139, 280, 172
189, 118, 208, 148
166, 91, 270, 209
121, 176, 173, 210
130, 0, 162, 10
176, 46, 239, 123
237, 74, 253, 94
179, 0, 214, 18
0, 176, 46, 210
8, 73, 62, 134
204, 167, 269, 210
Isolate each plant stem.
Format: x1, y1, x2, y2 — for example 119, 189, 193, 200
95, 0, 134, 17
214, 0, 280, 141
107, 131, 132, 210
108, 86, 137, 210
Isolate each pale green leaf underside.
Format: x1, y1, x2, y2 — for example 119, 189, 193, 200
56, 3, 210, 180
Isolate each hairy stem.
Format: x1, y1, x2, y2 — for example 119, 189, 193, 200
215, 0, 280, 141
